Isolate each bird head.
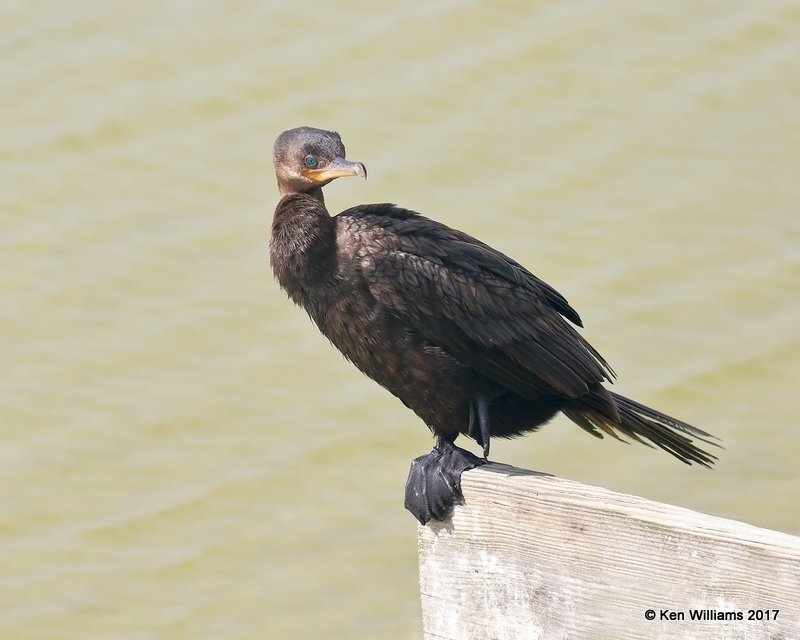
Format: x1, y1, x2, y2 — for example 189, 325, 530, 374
273, 126, 367, 197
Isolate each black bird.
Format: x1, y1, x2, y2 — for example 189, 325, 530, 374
270, 126, 718, 524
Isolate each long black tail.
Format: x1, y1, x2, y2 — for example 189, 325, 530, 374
563, 389, 720, 468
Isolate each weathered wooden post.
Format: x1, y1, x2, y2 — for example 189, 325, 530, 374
417, 463, 800, 640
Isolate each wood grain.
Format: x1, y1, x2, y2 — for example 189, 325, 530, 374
418, 463, 800, 640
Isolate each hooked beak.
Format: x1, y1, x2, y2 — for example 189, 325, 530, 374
306, 156, 367, 184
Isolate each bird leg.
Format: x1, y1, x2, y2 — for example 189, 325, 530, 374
468, 395, 491, 458
404, 434, 487, 525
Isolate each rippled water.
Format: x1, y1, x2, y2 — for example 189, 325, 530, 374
2, 2, 799, 638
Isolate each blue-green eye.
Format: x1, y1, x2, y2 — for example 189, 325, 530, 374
304, 155, 318, 168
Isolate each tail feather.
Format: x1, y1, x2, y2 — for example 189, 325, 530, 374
564, 390, 720, 468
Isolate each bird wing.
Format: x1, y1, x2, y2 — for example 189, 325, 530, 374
340, 205, 614, 400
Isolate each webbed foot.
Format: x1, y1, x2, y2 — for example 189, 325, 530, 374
404, 436, 487, 524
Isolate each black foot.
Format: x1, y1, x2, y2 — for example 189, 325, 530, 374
404, 437, 487, 525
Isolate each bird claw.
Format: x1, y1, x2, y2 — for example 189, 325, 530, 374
404, 438, 487, 524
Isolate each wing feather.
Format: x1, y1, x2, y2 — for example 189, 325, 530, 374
339, 204, 614, 399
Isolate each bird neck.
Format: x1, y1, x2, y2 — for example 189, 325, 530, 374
277, 184, 325, 204
307, 187, 325, 203
270, 193, 336, 296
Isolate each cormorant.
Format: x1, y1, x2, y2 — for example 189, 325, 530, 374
270, 126, 718, 524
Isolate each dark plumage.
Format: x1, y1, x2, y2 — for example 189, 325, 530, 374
270, 126, 719, 524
